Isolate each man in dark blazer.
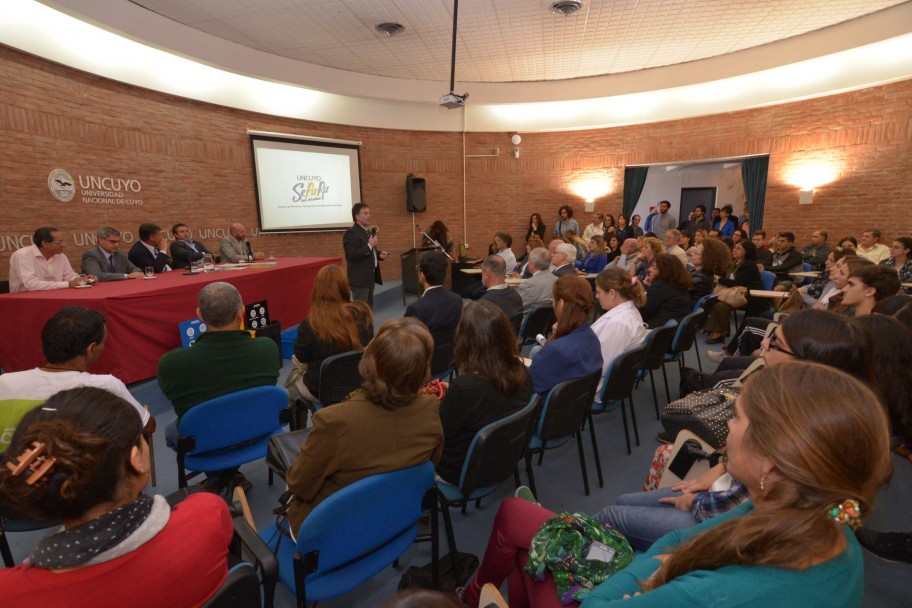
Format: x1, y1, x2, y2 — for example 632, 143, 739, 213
81, 226, 144, 281
552, 242, 579, 277
343, 203, 388, 307
128, 222, 171, 273
169, 223, 212, 269
404, 250, 463, 348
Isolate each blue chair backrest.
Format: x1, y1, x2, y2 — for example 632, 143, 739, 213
759, 270, 776, 291
296, 461, 434, 573
802, 262, 812, 272
535, 371, 601, 441
597, 342, 648, 403
669, 308, 703, 354
179, 386, 288, 453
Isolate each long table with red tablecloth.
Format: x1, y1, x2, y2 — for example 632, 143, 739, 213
0, 257, 338, 384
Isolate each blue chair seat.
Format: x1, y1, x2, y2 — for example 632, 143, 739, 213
183, 432, 281, 474
527, 434, 573, 451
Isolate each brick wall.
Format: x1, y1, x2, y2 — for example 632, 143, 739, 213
1, 44, 910, 283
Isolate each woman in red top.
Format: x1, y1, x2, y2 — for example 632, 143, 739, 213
0, 387, 232, 608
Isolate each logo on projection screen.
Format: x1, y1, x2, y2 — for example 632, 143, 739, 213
48, 169, 76, 202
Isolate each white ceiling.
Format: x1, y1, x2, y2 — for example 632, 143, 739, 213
127, 0, 907, 83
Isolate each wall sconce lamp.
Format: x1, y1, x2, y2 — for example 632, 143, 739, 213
799, 188, 814, 205
511, 134, 521, 158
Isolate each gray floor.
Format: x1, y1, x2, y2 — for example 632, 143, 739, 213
6, 281, 911, 607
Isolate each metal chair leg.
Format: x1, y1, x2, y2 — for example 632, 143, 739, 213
587, 413, 603, 487
524, 454, 537, 498
575, 431, 590, 496
648, 370, 660, 420
619, 398, 631, 455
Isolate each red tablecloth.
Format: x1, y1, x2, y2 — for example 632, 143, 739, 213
0, 257, 338, 383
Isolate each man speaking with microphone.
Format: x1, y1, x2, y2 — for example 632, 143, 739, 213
343, 203, 389, 307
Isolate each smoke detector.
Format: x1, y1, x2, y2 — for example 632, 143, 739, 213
375, 22, 405, 37
550, 0, 582, 16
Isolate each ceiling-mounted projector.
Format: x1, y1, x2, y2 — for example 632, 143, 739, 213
439, 92, 468, 109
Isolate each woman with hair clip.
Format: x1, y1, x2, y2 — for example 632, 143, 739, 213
528, 275, 603, 396
638, 253, 692, 328
289, 264, 373, 402
0, 387, 233, 606
590, 267, 648, 404
436, 301, 533, 484
285, 317, 444, 536
841, 264, 903, 317
460, 362, 892, 608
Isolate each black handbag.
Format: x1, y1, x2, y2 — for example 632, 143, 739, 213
265, 428, 310, 479
661, 387, 739, 449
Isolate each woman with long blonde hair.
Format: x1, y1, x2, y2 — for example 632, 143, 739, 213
290, 264, 373, 400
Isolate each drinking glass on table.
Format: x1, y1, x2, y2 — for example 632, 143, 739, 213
203, 254, 214, 272
143, 266, 155, 278
77, 274, 88, 287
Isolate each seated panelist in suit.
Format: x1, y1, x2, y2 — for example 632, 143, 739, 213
219, 223, 264, 263
404, 250, 463, 347
169, 223, 211, 269
127, 223, 171, 273
81, 226, 144, 281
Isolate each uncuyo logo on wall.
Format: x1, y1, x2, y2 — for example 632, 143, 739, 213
48, 169, 76, 203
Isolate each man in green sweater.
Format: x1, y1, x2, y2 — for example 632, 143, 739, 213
158, 281, 280, 493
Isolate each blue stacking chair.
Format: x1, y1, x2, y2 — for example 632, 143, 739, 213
260, 462, 436, 607
526, 371, 603, 496
592, 342, 649, 455
176, 385, 289, 488
663, 308, 704, 398
635, 319, 678, 420
759, 270, 776, 291
517, 306, 555, 347
691, 294, 718, 371
291, 350, 363, 429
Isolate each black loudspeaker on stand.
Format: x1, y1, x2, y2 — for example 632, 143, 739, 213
406, 174, 426, 212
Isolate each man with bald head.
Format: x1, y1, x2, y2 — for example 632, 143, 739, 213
219, 223, 264, 263
609, 238, 641, 273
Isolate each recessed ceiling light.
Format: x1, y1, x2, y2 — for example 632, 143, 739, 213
375, 22, 405, 37
550, 0, 582, 16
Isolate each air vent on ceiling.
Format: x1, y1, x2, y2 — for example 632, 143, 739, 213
375, 22, 405, 37
550, 0, 582, 16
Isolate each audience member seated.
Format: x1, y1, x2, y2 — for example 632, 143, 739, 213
516, 235, 545, 277
703, 240, 763, 343
839, 235, 858, 252
663, 229, 688, 267
0, 306, 150, 430
603, 235, 622, 264
552, 205, 579, 238
127, 223, 171, 273
689, 237, 730, 304
800, 230, 832, 270
461, 362, 892, 608
0, 387, 232, 606
81, 226, 143, 281
528, 275, 603, 395
841, 264, 902, 317
591, 267, 648, 403
798, 246, 847, 308
289, 264, 373, 402
751, 230, 774, 268
731, 228, 747, 246
8, 226, 87, 292
494, 232, 517, 272
633, 236, 663, 283
480, 255, 523, 323
609, 238, 640, 274
526, 213, 546, 242
639, 253, 692, 328
601, 214, 618, 241
880, 235, 912, 284
285, 318, 444, 536
565, 230, 589, 261
856, 229, 890, 264
767, 231, 802, 286
436, 301, 533, 484
157, 282, 280, 493
168, 223, 212, 269
219, 222, 264, 263
575, 235, 608, 274
405, 250, 463, 351
615, 213, 634, 242
516, 247, 557, 313
599, 310, 874, 549
551, 242, 578, 277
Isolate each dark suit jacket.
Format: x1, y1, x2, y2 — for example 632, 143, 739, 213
640, 278, 692, 328
343, 223, 381, 288
552, 264, 577, 278
169, 240, 211, 269
81, 246, 138, 281
404, 286, 463, 344
128, 242, 170, 273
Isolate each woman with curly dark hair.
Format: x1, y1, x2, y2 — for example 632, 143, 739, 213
689, 237, 730, 302
526, 213, 546, 242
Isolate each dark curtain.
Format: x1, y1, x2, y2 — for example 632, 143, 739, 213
623, 166, 649, 218
741, 156, 769, 234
